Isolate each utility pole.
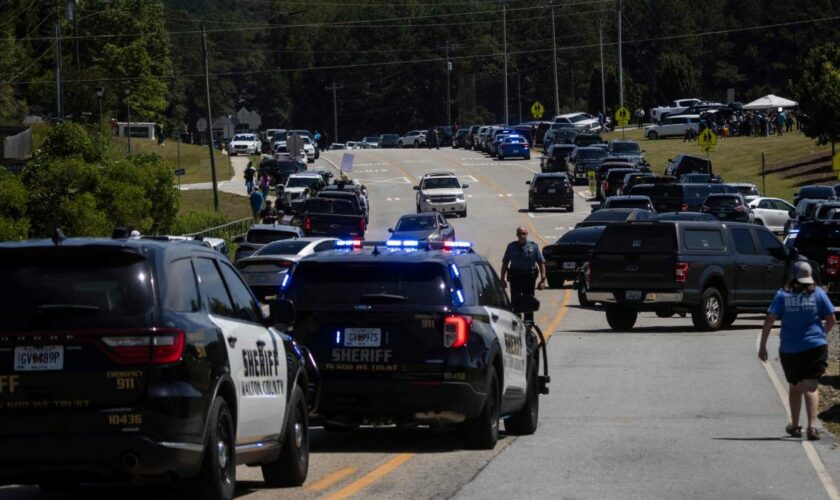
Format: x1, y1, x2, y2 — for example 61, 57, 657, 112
445, 43, 452, 126
517, 73, 522, 124
54, 0, 63, 121
550, 2, 559, 116
202, 25, 219, 212
326, 82, 343, 143
125, 88, 132, 154
599, 20, 606, 119
502, 0, 509, 124
617, 0, 624, 107
71, 0, 79, 70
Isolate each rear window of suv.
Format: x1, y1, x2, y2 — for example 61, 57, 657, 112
247, 230, 300, 244
0, 251, 153, 331
597, 225, 677, 253
535, 177, 568, 188
287, 262, 449, 306
706, 196, 741, 208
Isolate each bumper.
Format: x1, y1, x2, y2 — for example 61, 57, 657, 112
530, 194, 573, 208
586, 290, 685, 305
419, 201, 467, 213
0, 434, 203, 483
317, 379, 486, 421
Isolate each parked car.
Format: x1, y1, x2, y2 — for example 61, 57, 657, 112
601, 168, 640, 200
573, 133, 605, 148
527, 173, 574, 212
748, 197, 794, 233
607, 140, 644, 160
575, 208, 654, 228
648, 183, 736, 213
567, 146, 609, 185
228, 133, 262, 156
785, 198, 823, 235
664, 154, 712, 179
399, 130, 427, 148
700, 193, 752, 223
299, 198, 366, 238
594, 161, 636, 200
379, 134, 400, 148
542, 226, 606, 288
541, 144, 577, 173
452, 129, 470, 148
618, 172, 655, 195
415, 172, 469, 217
679, 173, 722, 184
278, 172, 325, 209
794, 220, 840, 302
498, 136, 531, 160
599, 195, 655, 212
388, 212, 455, 241
234, 224, 305, 262
552, 112, 601, 132
644, 114, 700, 140
543, 122, 576, 144
730, 183, 761, 201
361, 136, 380, 148
466, 125, 483, 149
794, 185, 838, 206
649, 98, 702, 122
236, 237, 340, 300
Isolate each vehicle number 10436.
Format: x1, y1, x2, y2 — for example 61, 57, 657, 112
107, 414, 142, 426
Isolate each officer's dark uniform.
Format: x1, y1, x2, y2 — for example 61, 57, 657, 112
260, 205, 278, 224
502, 240, 544, 319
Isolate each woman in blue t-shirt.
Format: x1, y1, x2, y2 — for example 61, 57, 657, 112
759, 262, 836, 440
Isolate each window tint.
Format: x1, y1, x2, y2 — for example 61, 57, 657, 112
732, 228, 757, 255
772, 200, 792, 211
247, 230, 299, 245
195, 258, 236, 318
756, 229, 783, 257
165, 259, 200, 312
757, 200, 772, 209
473, 264, 502, 308
314, 240, 335, 252
219, 263, 262, 323
684, 229, 725, 250
597, 225, 676, 252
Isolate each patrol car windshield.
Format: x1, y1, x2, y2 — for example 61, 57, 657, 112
255, 240, 310, 255
247, 230, 300, 244
422, 178, 460, 190
0, 253, 153, 332
396, 216, 437, 231
287, 262, 448, 306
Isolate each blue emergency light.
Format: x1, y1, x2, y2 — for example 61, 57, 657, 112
280, 273, 291, 289
336, 240, 363, 247
444, 241, 472, 249
386, 239, 420, 248
450, 263, 460, 278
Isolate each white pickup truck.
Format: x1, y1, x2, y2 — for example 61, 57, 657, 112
649, 98, 701, 122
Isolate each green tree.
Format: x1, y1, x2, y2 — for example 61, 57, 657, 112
795, 43, 840, 155
0, 167, 29, 240
655, 53, 701, 102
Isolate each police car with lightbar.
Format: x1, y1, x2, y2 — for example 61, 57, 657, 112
0, 235, 316, 499
273, 239, 550, 449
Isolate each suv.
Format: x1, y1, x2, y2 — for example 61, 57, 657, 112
0, 237, 314, 495
541, 144, 577, 173
648, 183, 736, 213
599, 195, 654, 212
415, 172, 469, 217
664, 154, 712, 179
527, 173, 574, 212
399, 130, 427, 148
601, 168, 639, 200
567, 146, 609, 185
794, 221, 840, 302
279, 172, 325, 208
794, 185, 838, 206
277, 240, 549, 448
228, 133, 262, 156
701, 193, 752, 223
234, 224, 304, 262
586, 221, 798, 331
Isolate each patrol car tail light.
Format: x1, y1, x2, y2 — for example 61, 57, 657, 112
674, 262, 689, 283
827, 255, 840, 278
101, 329, 185, 365
444, 315, 472, 348
303, 216, 312, 232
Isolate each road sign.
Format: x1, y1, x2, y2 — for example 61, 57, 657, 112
530, 101, 545, 119
615, 106, 631, 126
697, 128, 718, 152
833, 152, 840, 177
174, 168, 186, 176
287, 134, 304, 160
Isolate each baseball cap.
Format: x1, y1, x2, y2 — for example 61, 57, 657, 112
793, 261, 814, 285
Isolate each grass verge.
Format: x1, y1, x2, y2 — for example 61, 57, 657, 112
178, 189, 252, 220
113, 138, 234, 184
601, 128, 833, 201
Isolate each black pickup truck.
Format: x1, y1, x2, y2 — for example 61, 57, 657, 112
299, 198, 366, 239
585, 221, 799, 331
794, 220, 840, 302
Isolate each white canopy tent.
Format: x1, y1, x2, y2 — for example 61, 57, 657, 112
741, 94, 798, 110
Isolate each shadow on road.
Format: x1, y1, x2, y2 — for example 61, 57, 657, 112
310, 426, 511, 454
564, 324, 761, 334
711, 436, 794, 442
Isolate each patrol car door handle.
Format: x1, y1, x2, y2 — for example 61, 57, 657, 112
227, 336, 237, 348
491, 313, 500, 322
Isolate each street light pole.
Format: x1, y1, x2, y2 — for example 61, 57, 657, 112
96, 86, 104, 134
551, 2, 559, 116
502, 0, 509, 124
54, 0, 63, 121
124, 88, 132, 154
326, 82, 343, 143
617, 0, 624, 107
599, 21, 606, 119
201, 25, 219, 212
446, 43, 452, 126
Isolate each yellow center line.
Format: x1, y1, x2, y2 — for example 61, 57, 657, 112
323, 453, 414, 500
542, 289, 572, 341
306, 467, 358, 492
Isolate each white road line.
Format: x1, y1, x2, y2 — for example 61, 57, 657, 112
506, 193, 513, 197
577, 191, 593, 199
528, 213, 535, 218
461, 175, 479, 183
394, 197, 401, 201
755, 333, 840, 500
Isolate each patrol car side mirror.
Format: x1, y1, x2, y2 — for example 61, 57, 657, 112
512, 295, 540, 314
387, 228, 394, 233
413, 186, 420, 191
268, 299, 296, 325
233, 235, 244, 244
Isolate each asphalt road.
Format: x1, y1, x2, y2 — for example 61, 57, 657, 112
3, 146, 840, 499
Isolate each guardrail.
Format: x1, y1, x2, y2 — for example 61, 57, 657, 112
185, 217, 253, 241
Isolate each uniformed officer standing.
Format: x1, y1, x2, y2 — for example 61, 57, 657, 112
500, 226, 546, 321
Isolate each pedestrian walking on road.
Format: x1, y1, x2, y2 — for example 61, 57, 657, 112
244, 161, 256, 195
758, 261, 836, 441
500, 226, 546, 322
249, 189, 264, 221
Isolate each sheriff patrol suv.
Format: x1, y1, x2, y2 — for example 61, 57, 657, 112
276, 240, 549, 449
0, 236, 314, 499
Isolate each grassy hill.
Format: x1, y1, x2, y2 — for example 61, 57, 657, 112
113, 138, 234, 184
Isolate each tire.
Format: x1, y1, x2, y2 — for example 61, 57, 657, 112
692, 287, 724, 331
546, 276, 563, 289
605, 306, 637, 331
498, 154, 504, 160
416, 204, 422, 214
461, 369, 500, 449
528, 202, 535, 212
566, 204, 574, 213
578, 286, 593, 307
459, 207, 468, 218
192, 398, 235, 500
506, 362, 539, 435
647, 131, 659, 140
722, 310, 738, 329
261, 385, 309, 487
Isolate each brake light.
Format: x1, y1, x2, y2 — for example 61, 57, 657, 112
827, 255, 840, 278
604, 181, 610, 194
101, 329, 185, 365
585, 263, 592, 285
735, 205, 747, 212
675, 262, 689, 283
304, 216, 311, 232
444, 315, 472, 348
681, 203, 689, 212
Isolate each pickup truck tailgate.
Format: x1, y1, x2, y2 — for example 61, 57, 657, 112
590, 224, 678, 289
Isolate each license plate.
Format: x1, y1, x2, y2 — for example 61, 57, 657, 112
563, 261, 577, 270
626, 290, 642, 301
344, 328, 381, 347
15, 346, 64, 371
548, 189, 556, 194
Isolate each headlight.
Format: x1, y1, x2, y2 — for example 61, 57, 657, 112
425, 197, 433, 202
456, 194, 465, 200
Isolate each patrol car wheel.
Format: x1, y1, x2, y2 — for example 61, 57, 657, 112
506, 363, 539, 435
193, 398, 235, 500
605, 306, 637, 331
461, 369, 500, 450
262, 384, 309, 487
